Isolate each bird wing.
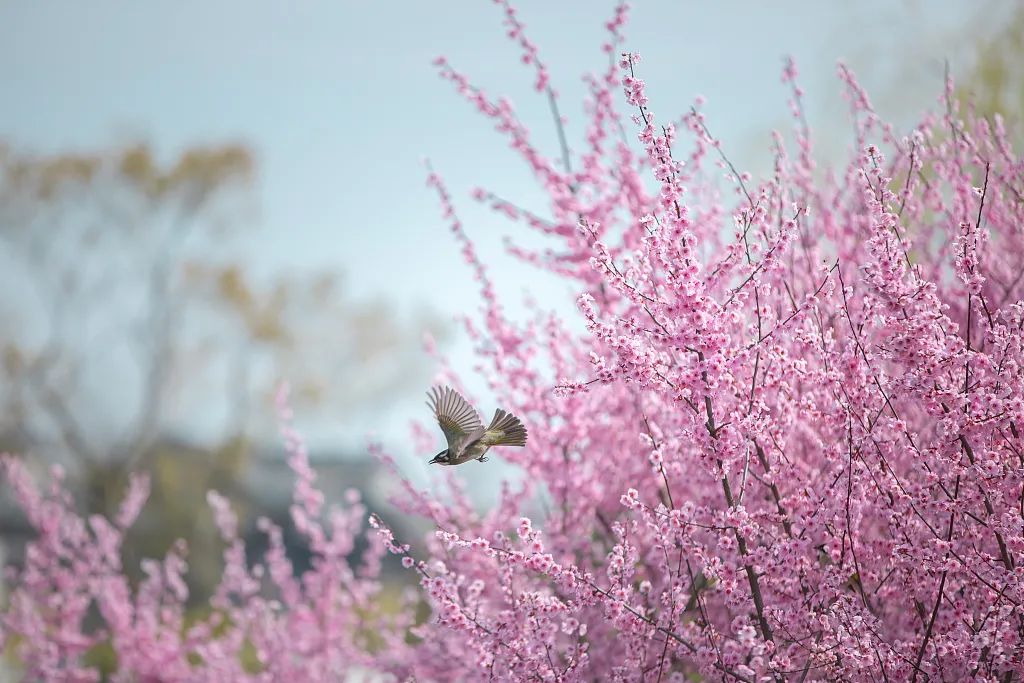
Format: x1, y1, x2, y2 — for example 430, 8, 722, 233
427, 386, 483, 450
481, 408, 528, 447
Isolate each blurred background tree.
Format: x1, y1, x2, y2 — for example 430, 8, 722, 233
957, 3, 1024, 130
0, 141, 440, 595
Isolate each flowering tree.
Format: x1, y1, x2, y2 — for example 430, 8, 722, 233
3, 2, 1024, 681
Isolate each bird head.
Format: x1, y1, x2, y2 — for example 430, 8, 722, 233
429, 449, 450, 465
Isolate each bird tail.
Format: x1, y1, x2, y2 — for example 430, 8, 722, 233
484, 409, 528, 447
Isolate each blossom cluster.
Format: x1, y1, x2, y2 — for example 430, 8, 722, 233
4, 2, 1024, 680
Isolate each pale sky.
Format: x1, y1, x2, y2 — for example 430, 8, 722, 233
0, 1, 1006, 488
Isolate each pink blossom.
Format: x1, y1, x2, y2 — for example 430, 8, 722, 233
5, 2, 1024, 680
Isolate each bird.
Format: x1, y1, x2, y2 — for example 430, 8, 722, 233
426, 385, 527, 465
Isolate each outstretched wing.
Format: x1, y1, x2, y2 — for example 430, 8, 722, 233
481, 408, 528, 447
427, 386, 483, 449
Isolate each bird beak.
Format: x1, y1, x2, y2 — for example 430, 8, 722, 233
429, 450, 447, 465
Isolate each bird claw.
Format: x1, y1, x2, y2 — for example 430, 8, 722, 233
478, 456, 489, 462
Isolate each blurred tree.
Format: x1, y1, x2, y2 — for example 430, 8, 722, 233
0, 141, 440, 594
0, 142, 255, 478
957, 3, 1024, 131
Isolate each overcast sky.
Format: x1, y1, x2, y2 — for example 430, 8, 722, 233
0, 1, 1006, 489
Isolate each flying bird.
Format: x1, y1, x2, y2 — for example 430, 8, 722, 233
426, 386, 527, 465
